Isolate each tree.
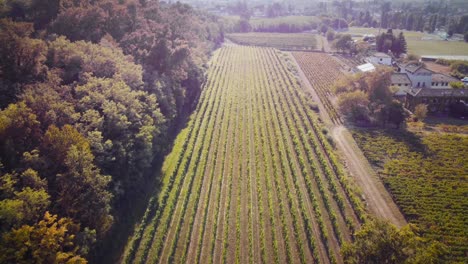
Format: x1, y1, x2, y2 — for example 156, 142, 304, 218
365, 68, 393, 106
378, 101, 406, 128
333, 34, 353, 53
41, 125, 113, 235
414, 104, 428, 121
449, 82, 464, 89
396, 32, 407, 56
0, 102, 41, 169
238, 18, 251, 33
338, 90, 370, 122
0, 212, 86, 264
342, 219, 447, 264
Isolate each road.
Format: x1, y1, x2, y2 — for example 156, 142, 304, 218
289, 53, 407, 228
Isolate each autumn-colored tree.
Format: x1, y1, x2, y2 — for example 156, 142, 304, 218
0, 211, 87, 264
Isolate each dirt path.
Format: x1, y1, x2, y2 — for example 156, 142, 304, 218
289, 53, 407, 228
332, 126, 406, 228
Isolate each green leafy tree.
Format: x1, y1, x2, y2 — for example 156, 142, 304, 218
41, 125, 113, 235
0, 102, 41, 169
333, 34, 353, 53
338, 90, 370, 122
342, 219, 447, 264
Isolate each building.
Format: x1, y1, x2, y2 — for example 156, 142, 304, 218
431, 73, 460, 88
391, 73, 412, 100
391, 73, 412, 87
397, 63, 433, 88
357, 63, 376, 72
367, 52, 392, 66
405, 88, 468, 113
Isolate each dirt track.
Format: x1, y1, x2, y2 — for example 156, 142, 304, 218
332, 126, 406, 227
289, 53, 407, 228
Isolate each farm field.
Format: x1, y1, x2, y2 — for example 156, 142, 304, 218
352, 129, 468, 262
346, 27, 468, 56
227, 33, 318, 50
292, 52, 345, 125
122, 46, 365, 264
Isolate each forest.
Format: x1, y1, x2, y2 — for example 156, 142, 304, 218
0, 0, 223, 262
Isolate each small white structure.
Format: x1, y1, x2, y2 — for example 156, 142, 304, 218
366, 52, 393, 66
357, 63, 376, 72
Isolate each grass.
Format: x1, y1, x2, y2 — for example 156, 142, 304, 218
227, 33, 317, 50
346, 27, 468, 56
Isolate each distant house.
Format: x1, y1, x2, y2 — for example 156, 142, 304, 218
367, 52, 392, 66
431, 73, 460, 88
405, 88, 468, 113
397, 63, 433, 88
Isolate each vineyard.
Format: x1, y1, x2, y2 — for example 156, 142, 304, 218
292, 52, 344, 125
227, 33, 318, 51
122, 46, 365, 264
352, 129, 468, 262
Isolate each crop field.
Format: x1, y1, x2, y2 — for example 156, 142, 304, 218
292, 52, 344, 125
122, 46, 365, 264
346, 27, 468, 56
352, 129, 468, 262
227, 33, 318, 50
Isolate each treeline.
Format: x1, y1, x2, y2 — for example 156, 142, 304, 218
350, 2, 468, 39
0, 0, 223, 263
230, 16, 347, 34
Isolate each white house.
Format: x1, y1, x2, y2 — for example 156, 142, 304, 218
366, 52, 393, 66
398, 63, 433, 88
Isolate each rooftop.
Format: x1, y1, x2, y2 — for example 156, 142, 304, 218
401, 63, 433, 74
408, 88, 468, 97
432, 73, 459, 83
391, 73, 412, 84
373, 52, 392, 58
357, 63, 375, 72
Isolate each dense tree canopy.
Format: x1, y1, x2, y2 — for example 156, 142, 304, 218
0, 0, 224, 262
